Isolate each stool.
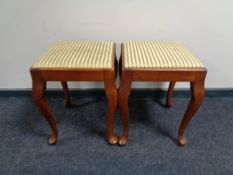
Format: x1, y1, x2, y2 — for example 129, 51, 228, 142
30, 41, 118, 145
118, 41, 207, 146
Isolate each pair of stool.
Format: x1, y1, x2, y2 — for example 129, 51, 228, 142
30, 41, 207, 146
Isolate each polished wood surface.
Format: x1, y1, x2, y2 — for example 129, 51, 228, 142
118, 44, 207, 146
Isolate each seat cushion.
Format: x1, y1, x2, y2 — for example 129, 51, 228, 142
123, 41, 205, 69
32, 41, 114, 69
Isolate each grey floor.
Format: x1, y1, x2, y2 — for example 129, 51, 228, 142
0, 95, 233, 175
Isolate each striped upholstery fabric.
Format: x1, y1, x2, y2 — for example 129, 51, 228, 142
32, 41, 114, 69
123, 41, 205, 69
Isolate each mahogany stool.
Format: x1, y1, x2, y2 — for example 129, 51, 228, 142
118, 41, 207, 146
30, 41, 118, 145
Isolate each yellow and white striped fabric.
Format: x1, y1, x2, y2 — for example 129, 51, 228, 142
123, 41, 205, 69
32, 41, 114, 69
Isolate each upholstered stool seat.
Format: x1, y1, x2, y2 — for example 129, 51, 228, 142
124, 41, 204, 69
30, 41, 118, 145
33, 41, 114, 69
118, 41, 207, 146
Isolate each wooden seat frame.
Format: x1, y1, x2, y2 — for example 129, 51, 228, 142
118, 44, 207, 146
30, 45, 118, 145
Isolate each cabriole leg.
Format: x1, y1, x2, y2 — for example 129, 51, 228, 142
104, 70, 118, 145
118, 72, 132, 146
31, 76, 58, 145
178, 72, 206, 146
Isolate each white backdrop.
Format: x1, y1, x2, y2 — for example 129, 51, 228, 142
0, 0, 233, 89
